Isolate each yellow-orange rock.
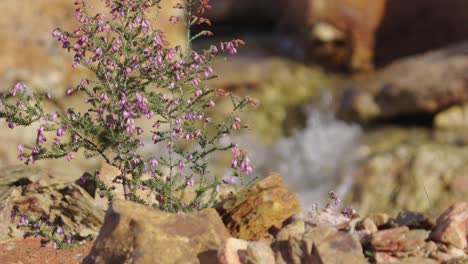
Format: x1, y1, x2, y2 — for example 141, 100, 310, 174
216, 174, 301, 241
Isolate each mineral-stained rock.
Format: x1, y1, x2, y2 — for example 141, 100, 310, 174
371, 226, 429, 252
84, 200, 230, 264
430, 202, 468, 249
215, 174, 301, 241
339, 41, 468, 122
0, 165, 104, 240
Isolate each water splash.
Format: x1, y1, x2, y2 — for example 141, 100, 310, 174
244, 95, 362, 209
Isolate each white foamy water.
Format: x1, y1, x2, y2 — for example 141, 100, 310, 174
242, 95, 362, 209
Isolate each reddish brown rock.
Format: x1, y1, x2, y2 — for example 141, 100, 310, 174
217, 238, 275, 264
430, 202, 468, 249
216, 174, 301, 241
371, 226, 428, 252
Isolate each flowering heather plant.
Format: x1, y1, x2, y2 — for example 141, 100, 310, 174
1, 0, 254, 214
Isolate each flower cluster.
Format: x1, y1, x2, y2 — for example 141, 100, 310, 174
1, 0, 254, 214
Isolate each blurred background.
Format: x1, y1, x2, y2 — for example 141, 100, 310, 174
1, 0, 468, 216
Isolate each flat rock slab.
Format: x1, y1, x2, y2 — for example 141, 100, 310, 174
84, 200, 230, 264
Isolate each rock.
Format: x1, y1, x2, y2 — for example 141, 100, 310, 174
84, 200, 230, 264
371, 226, 429, 252
395, 211, 433, 230
356, 217, 378, 233
280, 0, 386, 71
430, 202, 468, 249
0, 165, 104, 241
246, 240, 276, 264
217, 238, 249, 264
368, 213, 391, 228
339, 41, 468, 122
274, 225, 366, 264
291, 208, 351, 229
281, 0, 468, 71
435, 103, 468, 130
216, 174, 301, 240
217, 238, 275, 264
348, 127, 468, 216
393, 257, 439, 264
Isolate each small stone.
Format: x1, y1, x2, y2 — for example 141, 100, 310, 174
430, 202, 468, 249
246, 241, 275, 264
356, 217, 378, 233
371, 226, 429, 252
374, 252, 399, 263
217, 238, 249, 264
368, 213, 391, 228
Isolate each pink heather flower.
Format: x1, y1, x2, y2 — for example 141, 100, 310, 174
230, 159, 238, 168
187, 178, 194, 186
66, 153, 74, 162
240, 157, 253, 174
57, 128, 65, 137
11, 82, 27, 96
56, 226, 63, 235
174, 73, 180, 82
141, 19, 149, 28
149, 159, 158, 168
209, 100, 215, 107
19, 216, 29, 225
95, 48, 103, 57
136, 128, 143, 135
215, 185, 220, 193
7, 121, 14, 129
17, 144, 23, 153
66, 236, 71, 245
53, 242, 58, 250
46, 92, 52, 99
204, 67, 213, 78
191, 77, 201, 86
66, 88, 74, 96
100, 93, 108, 102
54, 138, 61, 146
195, 89, 202, 97
37, 126, 46, 143
152, 134, 160, 143
232, 117, 241, 130
178, 160, 185, 169
126, 118, 135, 134
50, 111, 58, 121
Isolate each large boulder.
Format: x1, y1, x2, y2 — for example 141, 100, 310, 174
84, 200, 230, 264
339, 41, 468, 122
281, 0, 468, 71
215, 174, 301, 241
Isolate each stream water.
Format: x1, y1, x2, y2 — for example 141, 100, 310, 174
242, 94, 362, 209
